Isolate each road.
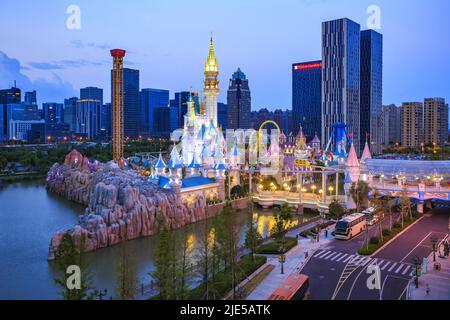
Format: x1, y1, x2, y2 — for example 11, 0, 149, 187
301, 206, 450, 300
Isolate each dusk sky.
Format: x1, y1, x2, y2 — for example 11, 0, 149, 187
0, 0, 449, 109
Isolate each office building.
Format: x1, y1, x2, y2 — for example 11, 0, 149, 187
0, 87, 21, 104
140, 88, 169, 135
153, 106, 171, 136
24, 91, 37, 105
80, 87, 103, 106
43, 103, 64, 124
322, 18, 361, 154
9, 119, 45, 141
75, 99, 102, 140
292, 61, 322, 137
227, 68, 251, 130
64, 97, 78, 132
111, 68, 140, 139
360, 29, 383, 154
218, 102, 227, 131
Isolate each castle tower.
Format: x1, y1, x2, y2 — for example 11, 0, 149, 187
203, 35, 219, 127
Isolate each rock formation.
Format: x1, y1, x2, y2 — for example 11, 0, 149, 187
47, 150, 209, 260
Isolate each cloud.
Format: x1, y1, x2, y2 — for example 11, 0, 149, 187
0, 50, 77, 103
28, 59, 104, 70
71, 40, 112, 50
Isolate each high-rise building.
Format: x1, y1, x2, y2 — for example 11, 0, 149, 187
153, 106, 171, 136
0, 103, 40, 141
401, 102, 424, 148
75, 99, 101, 140
171, 91, 190, 129
140, 88, 169, 135
169, 99, 179, 132
43, 103, 64, 124
64, 97, 78, 132
218, 102, 227, 131
9, 119, 45, 141
80, 87, 103, 106
24, 91, 37, 105
381, 104, 402, 146
102, 103, 112, 138
227, 68, 251, 130
292, 61, 322, 137
0, 87, 21, 104
423, 98, 448, 147
360, 29, 383, 154
111, 68, 140, 139
322, 18, 361, 154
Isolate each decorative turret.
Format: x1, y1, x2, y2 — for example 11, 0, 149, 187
167, 146, 183, 191
360, 141, 372, 165
187, 156, 202, 177
154, 152, 167, 176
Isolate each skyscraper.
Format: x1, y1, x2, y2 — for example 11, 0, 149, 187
171, 91, 190, 129
64, 97, 78, 132
360, 29, 383, 154
75, 99, 101, 140
292, 61, 322, 137
218, 102, 228, 131
381, 104, 402, 146
322, 18, 361, 154
43, 103, 64, 124
140, 88, 169, 135
401, 102, 423, 148
423, 98, 448, 147
227, 68, 251, 130
24, 91, 37, 105
0, 87, 21, 104
111, 68, 140, 139
80, 87, 103, 106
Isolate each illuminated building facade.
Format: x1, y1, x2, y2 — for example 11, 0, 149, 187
292, 60, 322, 137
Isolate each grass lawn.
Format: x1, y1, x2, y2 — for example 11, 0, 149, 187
255, 237, 297, 255
226, 263, 275, 300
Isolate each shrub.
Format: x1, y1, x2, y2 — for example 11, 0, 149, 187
370, 237, 380, 245
255, 237, 297, 254
382, 229, 391, 237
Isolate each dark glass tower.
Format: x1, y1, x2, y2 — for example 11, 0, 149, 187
111, 68, 140, 139
360, 29, 383, 154
140, 88, 169, 135
227, 68, 251, 130
322, 18, 361, 154
292, 61, 322, 137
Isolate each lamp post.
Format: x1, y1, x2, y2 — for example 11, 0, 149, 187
278, 246, 286, 275
431, 236, 438, 262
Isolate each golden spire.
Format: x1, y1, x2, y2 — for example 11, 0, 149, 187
205, 33, 218, 73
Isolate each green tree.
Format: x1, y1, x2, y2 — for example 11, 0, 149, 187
53, 234, 97, 300
116, 241, 137, 300
350, 180, 369, 212
244, 218, 263, 261
328, 200, 346, 221
176, 230, 194, 300
150, 222, 173, 299
270, 203, 292, 251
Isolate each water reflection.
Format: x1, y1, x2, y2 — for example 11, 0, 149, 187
0, 181, 318, 299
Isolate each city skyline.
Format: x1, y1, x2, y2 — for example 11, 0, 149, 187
0, 0, 449, 109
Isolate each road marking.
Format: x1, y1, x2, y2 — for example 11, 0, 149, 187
395, 264, 405, 273
336, 253, 348, 262
317, 251, 332, 259
369, 258, 378, 266
400, 231, 433, 263
359, 257, 372, 267
380, 261, 391, 270
401, 265, 411, 275
330, 253, 344, 261
324, 252, 340, 260
388, 262, 398, 272
343, 255, 354, 263
314, 250, 327, 258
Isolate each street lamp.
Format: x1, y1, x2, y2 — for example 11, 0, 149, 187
431, 236, 438, 262
311, 185, 317, 193
328, 186, 334, 196
278, 246, 286, 275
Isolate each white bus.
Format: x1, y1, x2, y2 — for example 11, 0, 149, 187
334, 213, 367, 240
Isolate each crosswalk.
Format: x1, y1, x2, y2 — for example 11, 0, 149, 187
313, 249, 412, 276
434, 203, 450, 209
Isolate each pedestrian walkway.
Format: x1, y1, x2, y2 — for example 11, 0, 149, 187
246, 231, 334, 300
409, 252, 450, 300
312, 249, 413, 276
